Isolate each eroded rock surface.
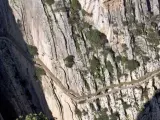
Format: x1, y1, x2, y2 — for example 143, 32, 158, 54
0, 0, 52, 119
2, 0, 160, 120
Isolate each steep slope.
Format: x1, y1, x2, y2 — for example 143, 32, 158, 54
0, 0, 52, 119
7, 0, 160, 120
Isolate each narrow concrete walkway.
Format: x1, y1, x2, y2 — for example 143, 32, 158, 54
1, 36, 160, 103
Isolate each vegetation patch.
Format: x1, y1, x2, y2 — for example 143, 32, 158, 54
157, 73, 160, 79
94, 109, 109, 120
117, 67, 122, 78
71, 0, 81, 11
132, 23, 145, 36
122, 101, 131, 109
106, 61, 113, 75
90, 56, 101, 74
80, 70, 90, 91
122, 44, 128, 53
110, 113, 118, 120
75, 107, 82, 118
17, 112, 48, 120
115, 56, 140, 71
122, 20, 128, 26
125, 59, 140, 71
89, 103, 96, 111
146, 28, 160, 45
85, 29, 107, 49
115, 56, 122, 63
69, 0, 81, 25
45, 0, 54, 5
53, 7, 67, 12
142, 56, 150, 63
68, 0, 107, 52
82, 110, 88, 116
64, 55, 75, 68
134, 45, 146, 56
27, 45, 38, 57
110, 114, 117, 120
35, 66, 46, 80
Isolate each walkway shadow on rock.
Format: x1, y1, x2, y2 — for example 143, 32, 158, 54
137, 90, 160, 120
0, 0, 54, 119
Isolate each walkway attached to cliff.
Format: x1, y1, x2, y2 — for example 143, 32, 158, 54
1, 36, 160, 103
35, 58, 160, 103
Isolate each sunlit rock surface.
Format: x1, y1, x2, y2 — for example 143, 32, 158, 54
1, 0, 160, 119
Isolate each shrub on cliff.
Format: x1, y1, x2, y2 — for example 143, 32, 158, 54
75, 107, 82, 118
35, 66, 46, 80
16, 112, 48, 120
90, 56, 101, 75
94, 109, 109, 120
85, 29, 107, 49
106, 61, 113, 74
64, 55, 75, 68
27, 45, 38, 57
46, 0, 54, 5
125, 59, 140, 71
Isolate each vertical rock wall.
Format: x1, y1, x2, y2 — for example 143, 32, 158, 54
6, 0, 160, 120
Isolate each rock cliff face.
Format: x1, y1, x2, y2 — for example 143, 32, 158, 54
2, 0, 160, 120
0, 0, 52, 119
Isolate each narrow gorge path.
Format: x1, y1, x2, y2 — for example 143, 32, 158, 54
1, 36, 160, 103
35, 58, 160, 103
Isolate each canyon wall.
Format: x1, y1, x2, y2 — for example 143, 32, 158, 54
2, 0, 160, 120
0, 0, 52, 119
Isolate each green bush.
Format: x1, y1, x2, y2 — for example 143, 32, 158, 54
142, 90, 149, 100
84, 79, 90, 90
151, 21, 157, 28
122, 44, 128, 51
120, 56, 128, 65
155, 54, 159, 60
115, 56, 122, 63
142, 56, 150, 63
134, 45, 146, 55
122, 101, 131, 109
106, 61, 113, 74
90, 56, 101, 74
77, 21, 92, 31
157, 73, 160, 79
117, 67, 122, 78
115, 56, 140, 71
131, 23, 145, 36
125, 60, 140, 71
35, 66, 46, 80
113, 30, 118, 35
95, 114, 109, 120
53, 7, 66, 12
16, 112, 48, 120
46, 0, 54, 5
27, 45, 38, 57
64, 55, 75, 68
146, 28, 160, 45
71, 0, 81, 11
82, 110, 88, 116
110, 113, 118, 120
68, 0, 81, 25
85, 29, 107, 48
75, 107, 82, 118
89, 103, 96, 111
122, 21, 128, 26
94, 109, 109, 120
